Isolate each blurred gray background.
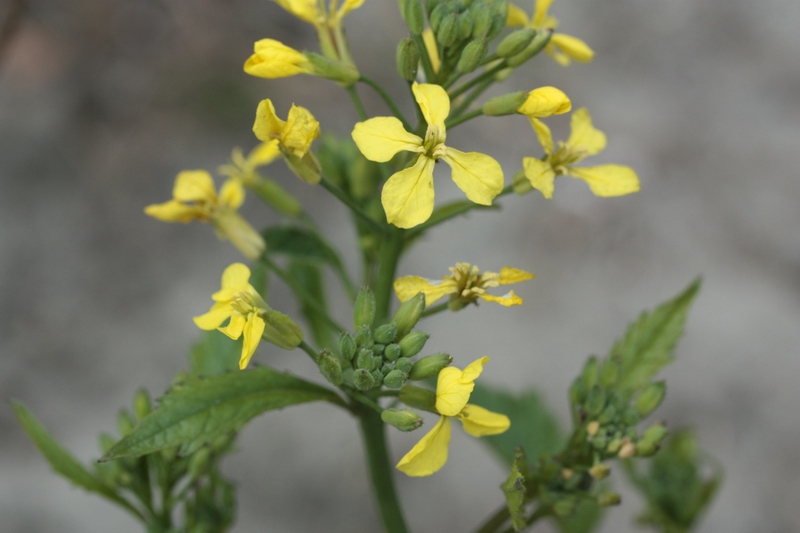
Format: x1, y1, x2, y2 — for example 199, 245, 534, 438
2, 0, 799, 531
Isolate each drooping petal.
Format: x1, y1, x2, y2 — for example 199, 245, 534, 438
567, 107, 606, 157
144, 200, 206, 223
247, 140, 282, 168
394, 276, 456, 306
460, 356, 489, 383
412, 83, 450, 131
253, 99, 286, 143
533, 0, 555, 28
239, 313, 266, 369
193, 301, 233, 330
283, 104, 320, 158
498, 266, 536, 285
273, 0, 318, 24
244, 39, 311, 78
522, 156, 557, 199
457, 404, 511, 437
381, 155, 436, 229
442, 148, 504, 206
517, 86, 571, 118
549, 33, 594, 63
529, 117, 554, 155
352, 117, 422, 162
421, 28, 441, 74
436, 356, 488, 416
220, 263, 252, 290
218, 313, 246, 340
219, 179, 245, 210
172, 170, 217, 202
336, 0, 364, 18
506, 3, 531, 27
396, 416, 452, 477
567, 165, 640, 197
479, 290, 523, 306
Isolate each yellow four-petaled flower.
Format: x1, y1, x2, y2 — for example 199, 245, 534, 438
507, 0, 594, 66
253, 100, 322, 184
396, 357, 510, 477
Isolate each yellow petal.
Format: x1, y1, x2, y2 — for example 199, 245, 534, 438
221, 263, 252, 290
219, 179, 245, 210
533, 0, 554, 28
479, 290, 523, 306
193, 301, 233, 330
239, 313, 266, 369
549, 33, 594, 63
529, 117, 554, 155
394, 276, 456, 306
421, 28, 441, 74
544, 43, 572, 66
396, 416, 451, 477
567, 165, 640, 197
247, 140, 281, 168
435, 357, 488, 416
172, 170, 217, 202
461, 356, 489, 383
498, 266, 535, 285
442, 148, 504, 206
253, 99, 286, 143
218, 313, 246, 340
282, 104, 320, 158
517, 86, 571, 118
273, 0, 318, 24
336, 0, 364, 18
244, 39, 310, 78
381, 155, 436, 229
144, 200, 206, 223
352, 117, 422, 162
412, 83, 450, 131
522, 157, 557, 199
506, 3, 531, 27
457, 404, 511, 437
567, 108, 606, 157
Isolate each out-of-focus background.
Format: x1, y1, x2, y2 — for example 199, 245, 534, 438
2, 0, 798, 531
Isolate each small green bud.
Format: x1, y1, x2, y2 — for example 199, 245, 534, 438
117, 410, 135, 437
470, 3, 491, 37
429, 3, 448, 33
634, 381, 666, 417
482, 91, 528, 116
262, 309, 304, 349
635, 440, 658, 457
304, 52, 360, 86
553, 497, 577, 517
381, 408, 423, 431
355, 324, 372, 347
597, 403, 617, 425
356, 348, 377, 371
585, 386, 607, 416
437, 13, 459, 47
374, 322, 398, 344
506, 28, 553, 67
622, 407, 641, 426
354, 287, 376, 329
596, 493, 621, 507
250, 177, 302, 216
590, 433, 608, 451
396, 37, 420, 81
384, 343, 402, 361
606, 437, 623, 454
582, 356, 600, 388
370, 369, 384, 384
383, 369, 409, 389
641, 422, 669, 444
401, 0, 425, 34
398, 331, 429, 357
318, 349, 344, 386
399, 384, 437, 413
589, 463, 611, 480
486, 14, 506, 40
496, 28, 537, 58
393, 293, 426, 339
409, 353, 453, 380
600, 361, 619, 387
188, 448, 212, 480
133, 389, 151, 420
395, 357, 414, 374
354, 369, 376, 391
512, 168, 533, 195
372, 343, 386, 356
456, 38, 488, 74
381, 363, 394, 375
426, 0, 443, 16
568, 376, 586, 406
457, 11, 473, 41
339, 332, 357, 361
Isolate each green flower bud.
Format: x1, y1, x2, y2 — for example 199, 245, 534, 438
582, 356, 600, 388
470, 3, 491, 37
596, 493, 621, 507
396, 37, 420, 81
117, 410, 135, 437
589, 463, 611, 480
318, 349, 344, 386
304, 52, 360, 86
409, 353, 453, 380
457, 38, 488, 74
635, 439, 658, 457
585, 386, 607, 416
634, 381, 666, 417
398, 331, 429, 358
370, 369, 384, 384
354, 369, 376, 391
374, 322, 398, 344
512, 168, 533, 195
384, 343, 402, 361
553, 497, 577, 517
393, 293, 426, 339
457, 11, 473, 41
395, 357, 414, 374
429, 3, 449, 33
590, 433, 608, 451
354, 324, 372, 347
401, 0, 425, 34
284, 151, 322, 185
437, 13, 459, 47
339, 332, 357, 361
372, 344, 386, 356
133, 389, 151, 420
426, 0, 443, 16
262, 308, 304, 349
381, 408, 423, 431
249, 176, 302, 217
506, 28, 553, 67
381, 363, 394, 375
496, 28, 537, 58
188, 448, 211, 480
356, 348, 377, 371
399, 384, 437, 413
599, 363, 618, 389
568, 375, 586, 406
622, 407, 641, 426
641, 422, 669, 444
482, 91, 528, 116
597, 403, 617, 425
606, 437, 623, 454
354, 287, 376, 329
383, 369, 409, 389
486, 13, 505, 40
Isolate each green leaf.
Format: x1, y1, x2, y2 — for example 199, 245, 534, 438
12, 401, 144, 520
611, 279, 701, 398
554, 500, 603, 533
190, 330, 242, 377
502, 448, 528, 531
471, 384, 563, 466
289, 261, 333, 348
263, 227, 339, 265
102, 367, 346, 460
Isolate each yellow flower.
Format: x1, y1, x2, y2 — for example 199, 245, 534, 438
517, 86, 572, 118
244, 39, 314, 79
352, 82, 504, 228
394, 262, 535, 310
144, 170, 265, 260
522, 107, 640, 199
253, 100, 322, 184
507, 0, 594, 66
193, 263, 268, 370
273, 0, 363, 28
396, 357, 510, 477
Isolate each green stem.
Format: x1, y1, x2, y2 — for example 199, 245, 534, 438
446, 108, 483, 129
298, 340, 320, 362
347, 85, 369, 121
474, 504, 511, 533
406, 187, 513, 238
420, 301, 449, 318
412, 33, 436, 83
320, 176, 389, 235
449, 60, 507, 100
358, 408, 409, 533
374, 227, 405, 322
359, 75, 412, 131
450, 77, 493, 120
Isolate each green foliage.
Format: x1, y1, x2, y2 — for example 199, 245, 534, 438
263, 226, 340, 265
103, 367, 346, 460
190, 330, 241, 377
501, 448, 528, 531
289, 261, 333, 348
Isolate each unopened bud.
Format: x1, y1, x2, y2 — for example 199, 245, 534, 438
250, 176, 302, 216
553, 497, 577, 517
597, 493, 621, 507
395, 357, 414, 374
586, 420, 600, 437
399, 384, 437, 413
606, 437, 623, 454
372, 343, 385, 356
354, 324, 372, 347
396, 37, 420, 81
618, 439, 637, 458
634, 381, 666, 417
429, 3, 448, 33
582, 356, 600, 388
381, 408, 423, 431
133, 389, 151, 420
437, 13, 459, 47
374, 322, 398, 344
470, 3, 491, 37
304, 52, 360, 86
384, 343, 402, 361
561, 468, 575, 480
426, 0, 443, 16
262, 309, 304, 349
600, 359, 619, 387
635, 440, 658, 457
339, 332, 357, 361
401, 0, 425, 35
622, 407, 641, 426
568, 376, 586, 406
496, 28, 536, 58
117, 411, 135, 437
284, 151, 321, 184
318, 349, 343, 386
457, 12, 473, 41
598, 404, 617, 425
354, 288, 376, 329
457, 38, 488, 74
641, 422, 669, 444
409, 353, 453, 380
393, 293, 426, 339
486, 14, 505, 39
383, 370, 409, 389
398, 331, 429, 358
482, 91, 528, 116
589, 463, 610, 480
517, 86, 571, 118
507, 28, 553, 67
356, 348, 377, 371
354, 369, 376, 391
585, 386, 606, 417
